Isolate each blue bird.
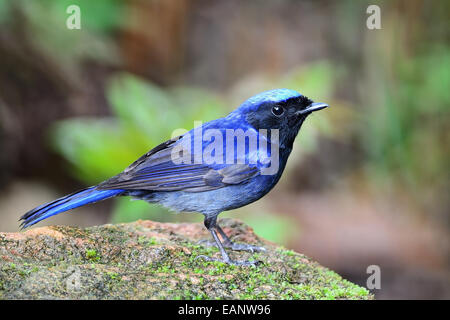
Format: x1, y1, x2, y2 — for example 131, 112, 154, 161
20, 89, 328, 265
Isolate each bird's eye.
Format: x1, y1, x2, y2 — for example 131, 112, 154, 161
271, 105, 285, 117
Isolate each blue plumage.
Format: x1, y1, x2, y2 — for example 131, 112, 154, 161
20, 188, 124, 228
20, 89, 328, 265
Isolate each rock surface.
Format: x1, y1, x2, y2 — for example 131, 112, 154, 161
0, 218, 372, 299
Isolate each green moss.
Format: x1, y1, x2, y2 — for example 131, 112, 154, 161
107, 271, 119, 280
85, 249, 100, 262
138, 236, 158, 246
0, 219, 373, 300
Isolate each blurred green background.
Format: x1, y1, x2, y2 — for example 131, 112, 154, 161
0, 0, 448, 299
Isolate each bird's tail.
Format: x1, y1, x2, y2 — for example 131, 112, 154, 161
20, 187, 124, 229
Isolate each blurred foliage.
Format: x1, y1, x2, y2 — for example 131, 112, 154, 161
0, 0, 124, 31
222, 210, 300, 245
0, 0, 123, 66
362, 44, 450, 209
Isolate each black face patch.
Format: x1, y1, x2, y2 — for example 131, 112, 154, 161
245, 95, 313, 130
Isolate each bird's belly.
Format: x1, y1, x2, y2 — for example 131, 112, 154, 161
145, 175, 276, 216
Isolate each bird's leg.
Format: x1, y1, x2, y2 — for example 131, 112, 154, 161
198, 222, 266, 253
195, 216, 258, 266
216, 225, 266, 253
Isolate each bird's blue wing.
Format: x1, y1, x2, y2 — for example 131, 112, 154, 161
97, 136, 259, 192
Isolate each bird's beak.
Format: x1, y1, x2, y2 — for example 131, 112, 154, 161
296, 102, 329, 115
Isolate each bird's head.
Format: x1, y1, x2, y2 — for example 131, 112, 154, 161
235, 89, 329, 148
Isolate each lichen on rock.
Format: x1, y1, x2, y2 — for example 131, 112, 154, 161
0, 218, 372, 299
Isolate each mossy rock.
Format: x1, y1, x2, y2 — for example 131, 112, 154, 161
0, 218, 372, 300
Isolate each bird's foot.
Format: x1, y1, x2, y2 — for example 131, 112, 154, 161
198, 239, 266, 253
195, 255, 259, 266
